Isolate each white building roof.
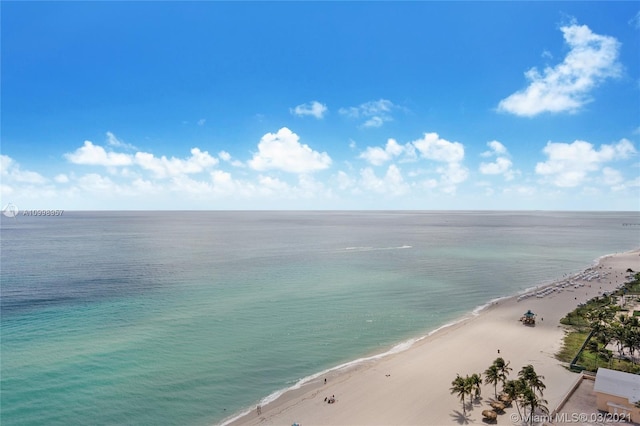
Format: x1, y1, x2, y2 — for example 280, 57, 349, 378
594, 368, 640, 404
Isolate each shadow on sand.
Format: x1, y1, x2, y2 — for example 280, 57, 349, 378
450, 409, 471, 425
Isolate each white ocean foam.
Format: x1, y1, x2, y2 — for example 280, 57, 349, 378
471, 295, 510, 316
220, 300, 511, 426
220, 334, 424, 426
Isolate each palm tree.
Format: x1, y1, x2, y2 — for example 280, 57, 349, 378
611, 322, 626, 357
465, 375, 474, 407
484, 364, 501, 398
587, 305, 617, 345
520, 386, 549, 425
503, 379, 524, 419
450, 374, 468, 415
622, 321, 640, 363
494, 357, 512, 387
518, 365, 546, 397
468, 373, 482, 401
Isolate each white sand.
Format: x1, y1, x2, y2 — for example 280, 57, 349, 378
227, 250, 640, 426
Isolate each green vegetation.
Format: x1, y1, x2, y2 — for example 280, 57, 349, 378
557, 272, 640, 374
453, 358, 548, 425
625, 273, 640, 293
511, 365, 548, 426
483, 364, 501, 398
450, 372, 484, 414
556, 331, 590, 363
450, 374, 472, 415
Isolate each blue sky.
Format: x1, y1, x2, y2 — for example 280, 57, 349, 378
1, 1, 639, 210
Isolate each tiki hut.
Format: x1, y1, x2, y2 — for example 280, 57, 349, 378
490, 401, 505, 412
498, 393, 512, 406
482, 409, 498, 422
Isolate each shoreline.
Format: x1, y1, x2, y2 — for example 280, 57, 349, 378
223, 249, 640, 426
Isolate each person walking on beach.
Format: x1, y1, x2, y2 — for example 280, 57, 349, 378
257, 405, 261, 415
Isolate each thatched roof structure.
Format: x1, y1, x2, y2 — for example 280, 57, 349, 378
490, 401, 505, 412
499, 393, 512, 405
482, 409, 497, 420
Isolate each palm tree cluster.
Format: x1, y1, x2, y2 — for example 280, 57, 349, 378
449, 372, 482, 415
450, 358, 548, 425
561, 273, 640, 371
484, 357, 511, 398
583, 301, 640, 369
600, 313, 640, 364
504, 364, 548, 425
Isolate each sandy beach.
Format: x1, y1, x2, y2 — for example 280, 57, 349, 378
226, 250, 640, 426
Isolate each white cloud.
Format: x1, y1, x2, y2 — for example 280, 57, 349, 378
0, 155, 48, 184
480, 157, 513, 175
363, 116, 384, 128
359, 138, 405, 166
630, 11, 640, 29
482, 140, 508, 157
66, 134, 219, 179
498, 23, 621, 116
174, 175, 217, 196
77, 173, 119, 193
412, 132, 464, 163
290, 101, 328, 119
503, 185, 537, 197
438, 162, 469, 193
257, 175, 291, 194
198, 118, 206, 126
106, 132, 137, 151
296, 174, 332, 199
248, 127, 332, 174
334, 170, 356, 191
360, 164, 409, 196
218, 151, 244, 168
134, 148, 218, 178
211, 169, 233, 186
535, 138, 636, 187
54, 174, 70, 183
65, 141, 134, 166
479, 140, 516, 180
411, 133, 468, 192
602, 167, 623, 186
359, 132, 468, 193
339, 99, 397, 128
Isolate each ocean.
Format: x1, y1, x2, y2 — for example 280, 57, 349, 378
1, 211, 639, 425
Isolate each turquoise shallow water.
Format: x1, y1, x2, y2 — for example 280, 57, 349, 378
1, 211, 639, 425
